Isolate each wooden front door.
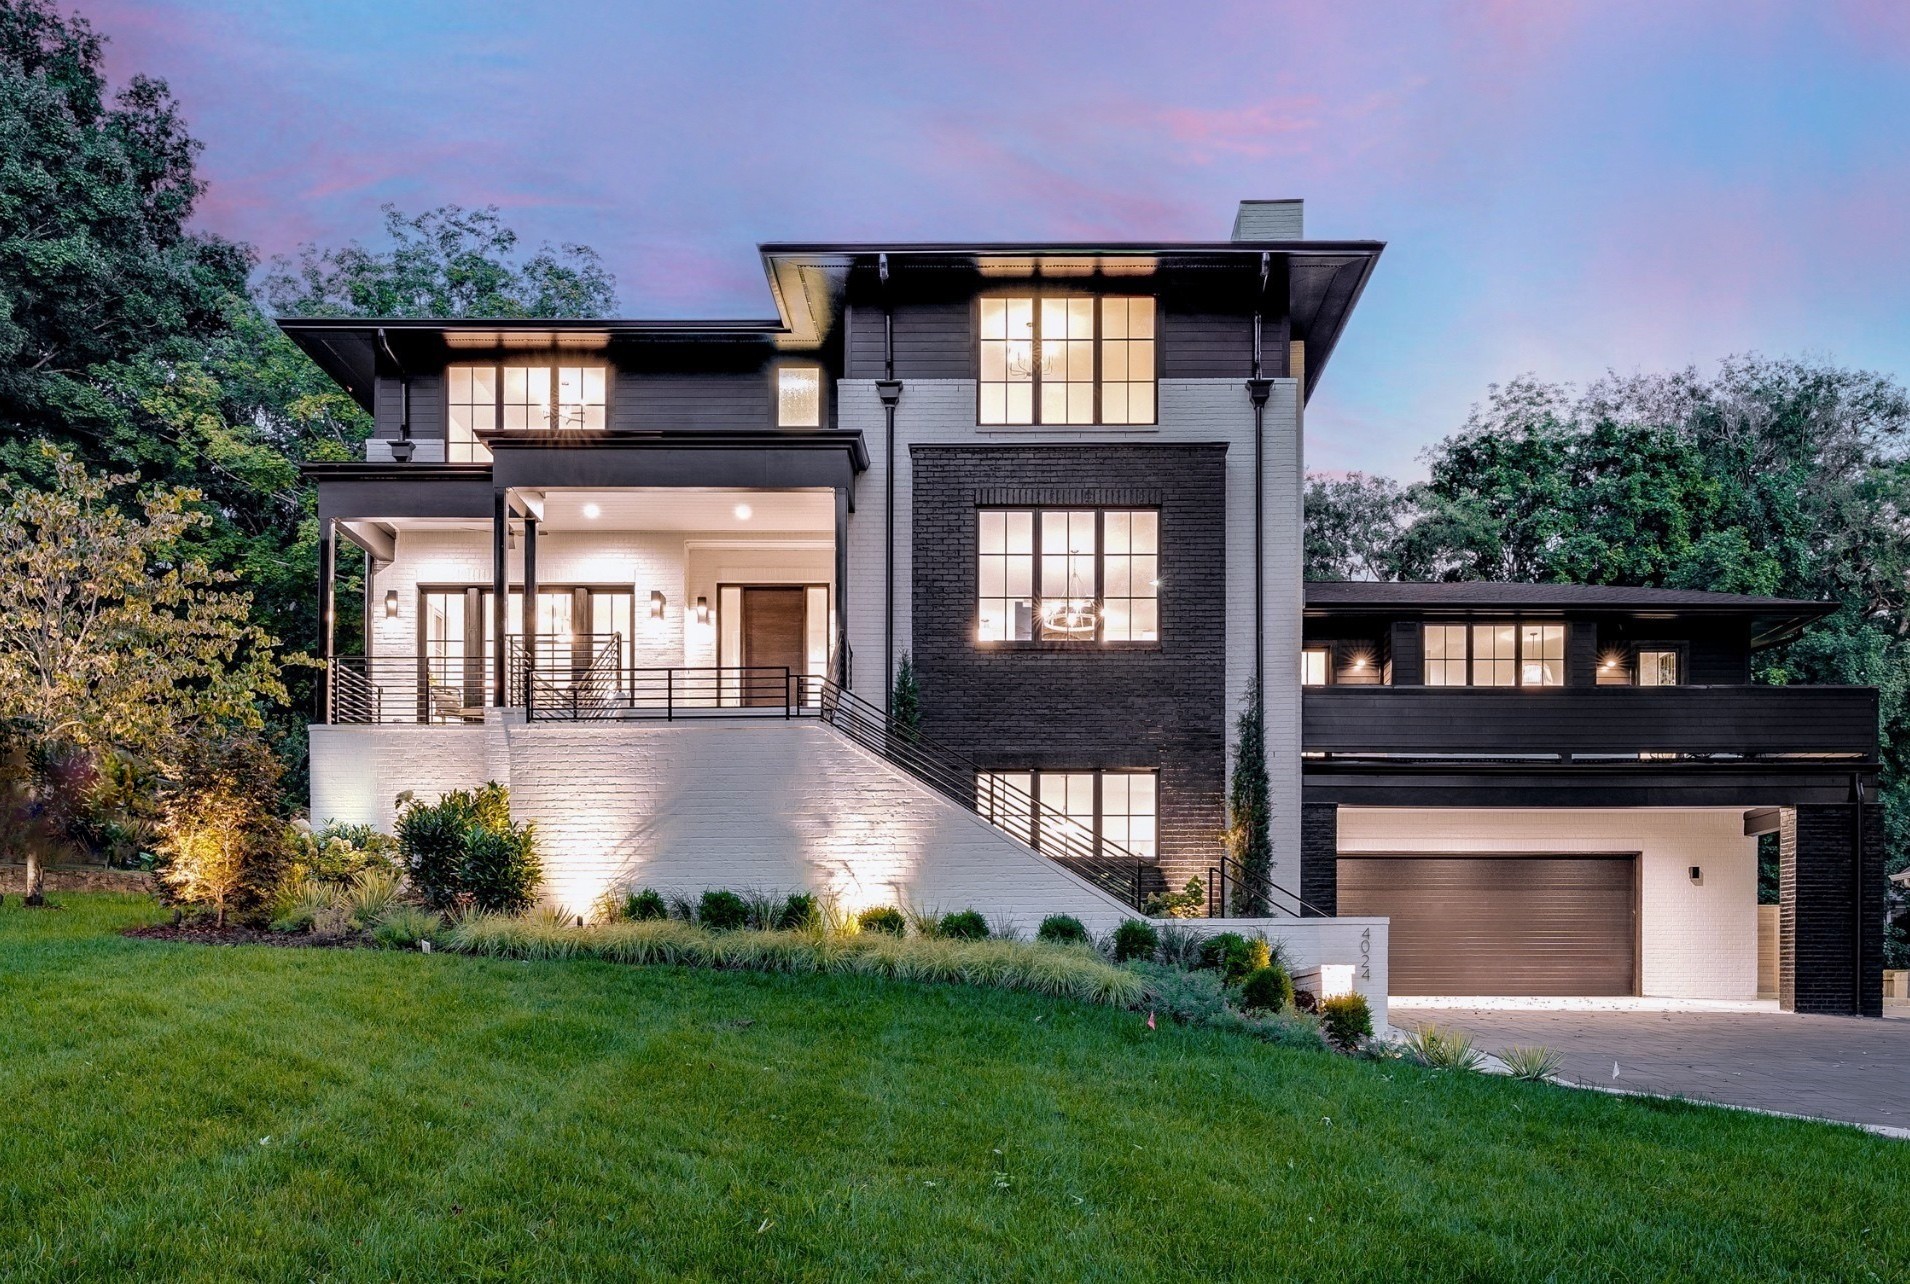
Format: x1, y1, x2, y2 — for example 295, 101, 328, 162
740, 587, 806, 706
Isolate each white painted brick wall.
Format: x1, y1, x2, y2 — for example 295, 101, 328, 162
839, 377, 1303, 882
1338, 807, 1760, 999
308, 724, 490, 832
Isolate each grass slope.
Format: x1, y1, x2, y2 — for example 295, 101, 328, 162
1, 895, 1901, 1282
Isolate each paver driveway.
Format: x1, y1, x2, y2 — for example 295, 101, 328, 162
1391, 1005, 1910, 1132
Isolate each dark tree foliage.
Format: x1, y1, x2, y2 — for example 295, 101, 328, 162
261, 205, 617, 320
1305, 358, 1910, 948
1226, 679, 1272, 916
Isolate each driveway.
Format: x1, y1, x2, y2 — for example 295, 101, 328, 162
1391, 1004, 1910, 1133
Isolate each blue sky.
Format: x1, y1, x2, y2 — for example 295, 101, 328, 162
91, 0, 1910, 478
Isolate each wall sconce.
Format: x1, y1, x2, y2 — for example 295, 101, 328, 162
384, 589, 399, 619
694, 596, 710, 624
649, 590, 665, 619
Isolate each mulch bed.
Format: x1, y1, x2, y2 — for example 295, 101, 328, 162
121, 923, 361, 949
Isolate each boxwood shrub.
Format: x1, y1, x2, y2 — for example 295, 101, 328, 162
1111, 919, 1161, 963
1238, 963, 1295, 1014
1198, 931, 1271, 984
1036, 914, 1089, 945
857, 905, 905, 936
698, 889, 750, 931
938, 909, 989, 941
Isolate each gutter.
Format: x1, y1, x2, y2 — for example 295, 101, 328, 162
876, 252, 903, 711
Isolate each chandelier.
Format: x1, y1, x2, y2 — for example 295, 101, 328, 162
1042, 598, 1099, 636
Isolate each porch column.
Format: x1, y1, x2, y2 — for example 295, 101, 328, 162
1779, 800, 1885, 1016
834, 483, 851, 689
318, 515, 336, 723
522, 514, 539, 697
1300, 801, 1338, 916
492, 488, 508, 706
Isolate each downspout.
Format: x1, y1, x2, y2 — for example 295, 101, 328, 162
875, 252, 904, 710
1855, 773, 1868, 1013
377, 328, 415, 463
1245, 250, 1273, 701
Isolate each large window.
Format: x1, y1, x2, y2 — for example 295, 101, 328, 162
978, 296, 1155, 426
1423, 622, 1566, 687
447, 363, 607, 462
777, 367, 821, 427
977, 508, 1159, 643
978, 769, 1157, 860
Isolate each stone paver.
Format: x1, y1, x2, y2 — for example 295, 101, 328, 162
1391, 1005, 1910, 1131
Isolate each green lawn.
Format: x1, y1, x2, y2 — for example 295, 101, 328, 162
2, 896, 1902, 1282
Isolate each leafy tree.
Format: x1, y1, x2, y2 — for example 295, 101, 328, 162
1303, 472, 1407, 581
157, 733, 286, 926
261, 205, 616, 320
1226, 680, 1272, 916
0, 450, 291, 900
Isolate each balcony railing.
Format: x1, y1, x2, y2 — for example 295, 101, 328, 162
1302, 684, 1879, 761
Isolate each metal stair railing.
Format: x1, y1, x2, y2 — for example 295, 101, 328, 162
1206, 852, 1331, 919
801, 675, 1149, 910
511, 634, 625, 720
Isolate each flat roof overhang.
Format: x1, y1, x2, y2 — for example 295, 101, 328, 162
483, 429, 866, 496
1303, 759, 1879, 809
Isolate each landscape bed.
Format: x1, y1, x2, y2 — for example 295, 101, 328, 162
1, 894, 1902, 1283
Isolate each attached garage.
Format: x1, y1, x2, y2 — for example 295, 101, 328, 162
1337, 854, 1638, 996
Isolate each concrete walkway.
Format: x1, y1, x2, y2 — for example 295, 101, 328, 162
1391, 1004, 1910, 1133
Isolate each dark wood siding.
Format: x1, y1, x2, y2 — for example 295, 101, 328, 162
373, 372, 446, 444
1340, 854, 1638, 996
1160, 309, 1254, 378
1389, 621, 1422, 686
612, 371, 770, 432
1303, 684, 1879, 757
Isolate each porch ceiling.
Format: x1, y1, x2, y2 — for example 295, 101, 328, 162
535, 487, 834, 533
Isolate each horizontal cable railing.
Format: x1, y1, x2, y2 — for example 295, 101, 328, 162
328, 655, 490, 725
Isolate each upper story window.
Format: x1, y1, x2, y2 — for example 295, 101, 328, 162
1637, 647, 1682, 686
977, 508, 1159, 643
447, 363, 608, 463
777, 366, 822, 428
978, 296, 1156, 426
1302, 648, 1330, 686
1424, 622, 1565, 687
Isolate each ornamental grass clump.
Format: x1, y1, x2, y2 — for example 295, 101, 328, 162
371, 904, 441, 949
1404, 1024, 1484, 1072
1498, 1044, 1565, 1083
434, 912, 1145, 1006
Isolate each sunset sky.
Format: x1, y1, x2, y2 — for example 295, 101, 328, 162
90, 0, 1910, 478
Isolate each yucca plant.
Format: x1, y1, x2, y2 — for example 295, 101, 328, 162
372, 904, 441, 949
347, 868, 403, 929
1404, 1024, 1484, 1072
1498, 1044, 1566, 1083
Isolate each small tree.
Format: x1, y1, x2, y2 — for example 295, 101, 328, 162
891, 651, 922, 740
157, 736, 286, 926
0, 450, 291, 904
1227, 679, 1273, 916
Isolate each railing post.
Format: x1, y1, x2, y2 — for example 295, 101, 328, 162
666, 668, 674, 722
784, 668, 792, 718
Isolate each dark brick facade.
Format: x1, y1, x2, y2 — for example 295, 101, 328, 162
1780, 803, 1885, 1016
1300, 802, 1339, 916
910, 443, 1228, 892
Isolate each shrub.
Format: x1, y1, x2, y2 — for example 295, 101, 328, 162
1319, 993, 1374, 1050
1404, 1024, 1483, 1072
1238, 964, 1295, 1014
857, 905, 905, 936
1130, 961, 1230, 1025
1036, 914, 1088, 945
156, 736, 288, 927
1498, 1044, 1565, 1082
372, 904, 441, 949
938, 909, 989, 941
290, 821, 398, 886
1154, 924, 1205, 969
778, 892, 819, 931
394, 784, 540, 913
1142, 875, 1205, 919
622, 888, 668, 921
1110, 918, 1160, 963
1292, 988, 1318, 1013
1198, 932, 1271, 984
698, 889, 750, 931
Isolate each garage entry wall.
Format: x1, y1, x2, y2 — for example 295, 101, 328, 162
1337, 808, 1758, 1000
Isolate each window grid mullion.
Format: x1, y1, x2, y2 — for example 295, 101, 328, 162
1094, 510, 1106, 643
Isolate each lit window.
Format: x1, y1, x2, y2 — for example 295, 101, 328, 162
977, 509, 1159, 643
1423, 625, 1468, 686
448, 363, 607, 456
1424, 621, 1567, 686
978, 768, 1157, 860
1099, 297, 1156, 424
1520, 624, 1565, 686
1637, 648, 1680, 686
977, 296, 1156, 425
448, 365, 496, 463
778, 367, 821, 428
1302, 648, 1330, 686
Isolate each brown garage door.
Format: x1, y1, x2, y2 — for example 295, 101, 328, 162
1338, 854, 1637, 996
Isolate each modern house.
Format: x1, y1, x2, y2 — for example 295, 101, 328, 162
288, 198, 1883, 1018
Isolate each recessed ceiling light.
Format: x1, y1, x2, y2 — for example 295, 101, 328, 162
582, 502, 601, 520
733, 503, 753, 521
